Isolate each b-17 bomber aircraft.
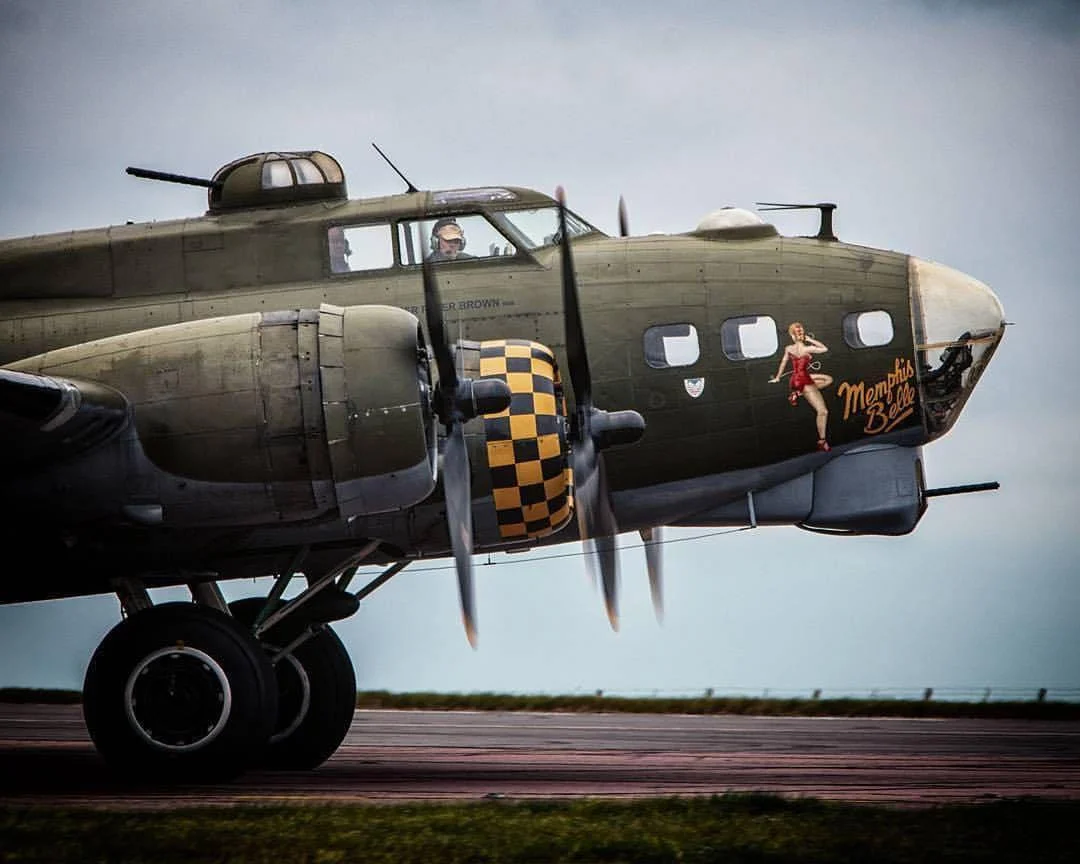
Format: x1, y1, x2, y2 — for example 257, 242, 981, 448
0, 149, 1005, 781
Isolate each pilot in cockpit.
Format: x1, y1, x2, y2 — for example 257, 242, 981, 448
428, 218, 474, 262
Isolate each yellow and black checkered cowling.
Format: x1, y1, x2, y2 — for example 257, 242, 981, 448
477, 339, 573, 540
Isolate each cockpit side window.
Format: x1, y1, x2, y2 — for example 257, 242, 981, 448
328, 224, 394, 274
397, 214, 516, 266
497, 207, 596, 249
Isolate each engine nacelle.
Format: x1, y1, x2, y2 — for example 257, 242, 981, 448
10, 304, 436, 525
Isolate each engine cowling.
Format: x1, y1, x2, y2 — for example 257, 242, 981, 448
457, 338, 574, 546
10, 304, 436, 524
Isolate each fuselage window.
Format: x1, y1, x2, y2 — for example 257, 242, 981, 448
843, 310, 894, 348
397, 214, 516, 266
721, 315, 778, 360
328, 224, 394, 274
644, 324, 700, 369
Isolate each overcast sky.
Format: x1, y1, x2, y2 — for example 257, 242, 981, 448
1, 0, 1078, 699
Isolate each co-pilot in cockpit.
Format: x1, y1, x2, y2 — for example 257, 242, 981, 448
328, 226, 351, 274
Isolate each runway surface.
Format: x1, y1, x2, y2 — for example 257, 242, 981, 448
1, 704, 1079, 808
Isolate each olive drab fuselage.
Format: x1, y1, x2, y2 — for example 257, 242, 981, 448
0, 153, 1006, 602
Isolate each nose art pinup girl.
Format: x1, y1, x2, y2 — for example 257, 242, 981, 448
770, 322, 834, 452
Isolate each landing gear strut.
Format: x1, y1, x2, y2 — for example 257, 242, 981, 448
229, 598, 356, 770
83, 552, 409, 781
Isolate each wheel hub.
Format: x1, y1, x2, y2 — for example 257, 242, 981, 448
123, 645, 233, 752
270, 651, 311, 744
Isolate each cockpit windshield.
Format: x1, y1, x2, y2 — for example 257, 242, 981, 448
497, 207, 597, 250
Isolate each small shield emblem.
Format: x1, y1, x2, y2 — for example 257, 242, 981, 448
684, 377, 705, 398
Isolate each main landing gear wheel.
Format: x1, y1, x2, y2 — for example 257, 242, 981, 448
82, 603, 278, 782
229, 598, 357, 770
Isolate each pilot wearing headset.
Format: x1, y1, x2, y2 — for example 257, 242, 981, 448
428, 218, 474, 262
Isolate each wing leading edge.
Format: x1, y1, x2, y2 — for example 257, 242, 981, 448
0, 368, 129, 474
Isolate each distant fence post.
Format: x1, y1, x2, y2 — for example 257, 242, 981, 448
923, 688, 933, 702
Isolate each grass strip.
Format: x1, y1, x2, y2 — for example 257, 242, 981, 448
3, 795, 1079, 863
352, 690, 1080, 720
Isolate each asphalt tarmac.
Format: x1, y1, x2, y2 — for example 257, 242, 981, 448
1, 704, 1078, 808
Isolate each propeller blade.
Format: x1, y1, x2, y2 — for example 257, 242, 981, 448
558, 186, 644, 632
421, 256, 458, 402
640, 527, 663, 623
421, 255, 489, 648
591, 457, 620, 630
571, 431, 598, 537
558, 188, 614, 626
555, 186, 592, 411
617, 195, 629, 238
573, 441, 619, 627
573, 438, 601, 592
443, 422, 477, 648
594, 534, 619, 630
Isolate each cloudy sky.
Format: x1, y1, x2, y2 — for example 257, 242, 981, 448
1, 0, 1078, 698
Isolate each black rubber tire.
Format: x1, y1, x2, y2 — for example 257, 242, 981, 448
82, 602, 278, 782
229, 597, 357, 770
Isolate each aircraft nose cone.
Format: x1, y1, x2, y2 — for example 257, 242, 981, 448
911, 258, 1005, 340
910, 257, 1006, 439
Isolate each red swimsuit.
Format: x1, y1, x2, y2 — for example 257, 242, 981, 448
789, 353, 813, 393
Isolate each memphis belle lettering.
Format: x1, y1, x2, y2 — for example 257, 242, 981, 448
836, 358, 917, 435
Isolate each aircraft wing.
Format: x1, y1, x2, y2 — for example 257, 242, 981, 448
0, 367, 129, 474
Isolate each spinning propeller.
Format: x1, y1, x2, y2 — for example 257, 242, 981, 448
640, 526, 664, 623
426, 187, 656, 641
556, 188, 646, 630
422, 258, 512, 647
614, 194, 665, 624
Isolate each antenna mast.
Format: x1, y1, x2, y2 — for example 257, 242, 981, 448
371, 142, 419, 193
756, 202, 838, 241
